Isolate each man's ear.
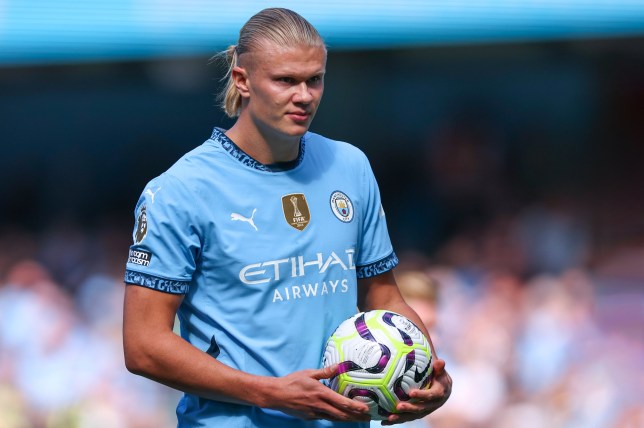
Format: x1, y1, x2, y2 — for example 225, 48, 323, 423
232, 66, 250, 99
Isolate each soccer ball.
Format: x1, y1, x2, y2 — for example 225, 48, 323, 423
322, 310, 433, 420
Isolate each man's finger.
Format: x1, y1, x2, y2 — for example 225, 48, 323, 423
432, 358, 446, 373
311, 364, 338, 380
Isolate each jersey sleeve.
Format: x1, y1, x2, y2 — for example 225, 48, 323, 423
124, 173, 201, 294
355, 154, 399, 279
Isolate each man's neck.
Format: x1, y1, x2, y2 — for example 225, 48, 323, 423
225, 120, 301, 165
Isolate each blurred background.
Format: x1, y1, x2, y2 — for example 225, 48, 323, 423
1, 1, 643, 427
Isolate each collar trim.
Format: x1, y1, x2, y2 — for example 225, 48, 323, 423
210, 127, 305, 172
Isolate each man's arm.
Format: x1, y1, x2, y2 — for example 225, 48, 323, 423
122, 284, 370, 422
358, 270, 452, 426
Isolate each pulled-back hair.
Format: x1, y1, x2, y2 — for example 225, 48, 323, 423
216, 8, 325, 118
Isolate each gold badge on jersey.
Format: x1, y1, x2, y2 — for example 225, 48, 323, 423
282, 193, 311, 231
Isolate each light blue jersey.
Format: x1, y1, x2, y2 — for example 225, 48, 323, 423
125, 128, 398, 428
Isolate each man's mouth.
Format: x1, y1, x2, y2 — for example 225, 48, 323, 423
287, 111, 311, 122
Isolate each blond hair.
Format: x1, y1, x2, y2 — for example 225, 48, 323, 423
216, 8, 325, 118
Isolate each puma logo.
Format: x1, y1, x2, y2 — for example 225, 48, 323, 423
231, 208, 258, 231
145, 187, 162, 203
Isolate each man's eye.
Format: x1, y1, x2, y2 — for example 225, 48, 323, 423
278, 77, 294, 84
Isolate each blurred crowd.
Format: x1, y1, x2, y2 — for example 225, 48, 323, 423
1, 200, 642, 428
0, 224, 182, 428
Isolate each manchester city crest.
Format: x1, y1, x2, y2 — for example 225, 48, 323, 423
330, 191, 353, 223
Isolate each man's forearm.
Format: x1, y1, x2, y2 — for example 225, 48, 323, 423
124, 329, 275, 408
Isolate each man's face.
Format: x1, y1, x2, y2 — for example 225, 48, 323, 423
239, 42, 326, 141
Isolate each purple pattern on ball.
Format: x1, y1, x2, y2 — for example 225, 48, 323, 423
393, 375, 410, 401
348, 388, 380, 401
351, 313, 392, 373
393, 351, 416, 401
355, 313, 375, 341
368, 344, 391, 374
382, 312, 413, 346
347, 389, 393, 417
337, 361, 361, 374
405, 350, 416, 372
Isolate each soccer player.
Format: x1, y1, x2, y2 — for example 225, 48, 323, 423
123, 8, 451, 427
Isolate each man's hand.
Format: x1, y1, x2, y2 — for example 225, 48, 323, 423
266, 364, 371, 422
382, 358, 452, 426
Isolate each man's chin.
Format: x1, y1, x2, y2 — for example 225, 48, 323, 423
283, 124, 311, 138
258, 120, 312, 141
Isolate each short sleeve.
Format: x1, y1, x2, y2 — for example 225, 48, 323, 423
355, 155, 399, 279
124, 173, 201, 294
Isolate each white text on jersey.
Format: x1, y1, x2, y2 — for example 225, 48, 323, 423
272, 279, 349, 303
239, 249, 356, 285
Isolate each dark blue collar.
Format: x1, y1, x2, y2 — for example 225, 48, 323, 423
210, 127, 305, 172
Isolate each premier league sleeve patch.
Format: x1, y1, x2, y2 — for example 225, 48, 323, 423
330, 191, 354, 223
134, 203, 148, 244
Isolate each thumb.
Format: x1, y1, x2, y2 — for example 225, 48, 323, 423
432, 358, 446, 374
311, 364, 338, 380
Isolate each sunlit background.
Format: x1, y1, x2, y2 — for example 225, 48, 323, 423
1, 1, 643, 427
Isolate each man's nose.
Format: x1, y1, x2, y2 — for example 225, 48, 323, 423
293, 82, 313, 103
